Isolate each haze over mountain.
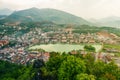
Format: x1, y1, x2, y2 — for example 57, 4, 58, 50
1, 7, 120, 28
0, 7, 91, 25
90, 16, 120, 28
0, 8, 13, 15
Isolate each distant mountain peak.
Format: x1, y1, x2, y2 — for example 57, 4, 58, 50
28, 7, 39, 10
0, 7, 91, 25
89, 16, 120, 28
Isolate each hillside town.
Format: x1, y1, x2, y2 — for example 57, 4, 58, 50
1, 27, 120, 44
0, 26, 120, 66
1, 1, 120, 79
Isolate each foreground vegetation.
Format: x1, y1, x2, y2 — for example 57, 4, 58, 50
0, 51, 120, 80
0, 60, 34, 80
40, 53, 120, 80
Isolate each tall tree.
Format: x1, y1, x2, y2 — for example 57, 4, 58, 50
58, 55, 86, 80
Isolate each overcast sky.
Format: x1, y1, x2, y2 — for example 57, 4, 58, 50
0, 0, 120, 19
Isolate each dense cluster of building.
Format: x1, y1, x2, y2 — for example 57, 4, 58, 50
1, 27, 120, 45
0, 27, 120, 66
0, 43, 50, 65
27, 27, 120, 44
0, 40, 9, 46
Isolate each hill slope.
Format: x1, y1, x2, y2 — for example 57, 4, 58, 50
0, 8, 91, 25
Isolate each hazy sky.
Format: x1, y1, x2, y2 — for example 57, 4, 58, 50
0, 0, 120, 19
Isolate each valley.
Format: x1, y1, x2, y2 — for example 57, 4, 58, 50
0, 7, 120, 80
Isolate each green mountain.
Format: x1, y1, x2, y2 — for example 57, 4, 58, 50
0, 15, 7, 20
0, 7, 91, 25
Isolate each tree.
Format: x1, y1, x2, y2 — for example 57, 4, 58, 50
91, 61, 120, 80
33, 59, 45, 68
58, 55, 86, 80
45, 54, 67, 80
17, 66, 34, 80
76, 73, 96, 80
103, 62, 120, 80
0, 60, 34, 80
84, 45, 95, 52
84, 53, 95, 74
2, 78, 15, 80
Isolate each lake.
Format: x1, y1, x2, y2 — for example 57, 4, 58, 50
29, 44, 102, 53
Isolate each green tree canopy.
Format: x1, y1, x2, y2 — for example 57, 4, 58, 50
58, 55, 86, 80
76, 73, 96, 80
84, 45, 96, 52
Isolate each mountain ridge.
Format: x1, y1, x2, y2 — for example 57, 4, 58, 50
0, 7, 91, 25
89, 16, 120, 28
